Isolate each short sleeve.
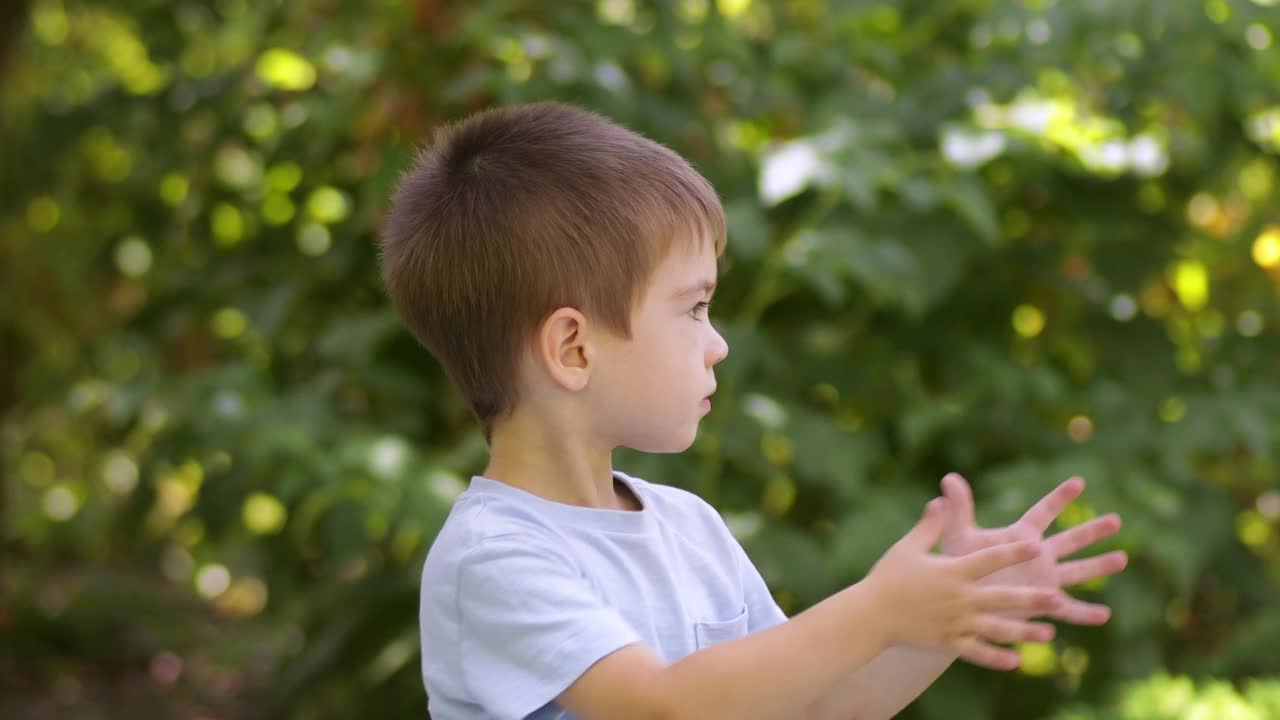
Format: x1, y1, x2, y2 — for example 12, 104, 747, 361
456, 535, 643, 720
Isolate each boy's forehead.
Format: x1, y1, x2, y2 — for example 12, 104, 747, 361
670, 277, 716, 298
658, 244, 718, 293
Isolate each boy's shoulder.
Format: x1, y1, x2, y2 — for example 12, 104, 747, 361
422, 470, 726, 566
423, 484, 548, 563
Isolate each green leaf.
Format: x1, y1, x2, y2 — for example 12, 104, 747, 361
942, 177, 1002, 246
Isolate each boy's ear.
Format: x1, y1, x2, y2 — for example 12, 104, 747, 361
538, 307, 591, 392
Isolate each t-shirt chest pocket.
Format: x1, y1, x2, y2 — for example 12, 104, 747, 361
693, 604, 749, 649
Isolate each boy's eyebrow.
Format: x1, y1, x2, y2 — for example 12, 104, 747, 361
672, 280, 717, 298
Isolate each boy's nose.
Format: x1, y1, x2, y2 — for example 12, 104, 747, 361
708, 326, 729, 366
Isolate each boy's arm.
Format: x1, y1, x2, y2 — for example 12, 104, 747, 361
805, 647, 955, 720
560, 502, 1057, 720
570, 579, 897, 720
805, 474, 1128, 720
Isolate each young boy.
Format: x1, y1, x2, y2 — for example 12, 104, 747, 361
378, 102, 1127, 720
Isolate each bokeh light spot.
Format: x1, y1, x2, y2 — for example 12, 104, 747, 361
596, 0, 636, 25
149, 651, 183, 685
261, 193, 295, 226
267, 162, 303, 192
1017, 642, 1056, 676
26, 196, 61, 232
211, 203, 244, 246
243, 493, 287, 535
1067, 415, 1094, 442
369, 437, 409, 479
243, 103, 279, 140
215, 144, 262, 189
159, 172, 189, 206
761, 431, 795, 466
1236, 309, 1263, 337
1158, 396, 1187, 423
1109, 294, 1138, 321
1257, 491, 1280, 519
1170, 260, 1209, 311
1012, 304, 1045, 337
1252, 227, 1280, 268
717, 0, 752, 18
196, 564, 231, 598
1205, 0, 1231, 23
1246, 23, 1272, 50
33, 1, 69, 45
43, 485, 79, 522
297, 222, 331, 256
255, 48, 317, 91
1186, 193, 1218, 227
115, 235, 153, 277
102, 450, 139, 494
762, 474, 796, 516
1238, 160, 1274, 199
215, 576, 269, 616
1237, 510, 1270, 547
306, 186, 349, 224
212, 307, 247, 339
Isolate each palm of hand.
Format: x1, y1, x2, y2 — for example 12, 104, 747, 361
936, 474, 1128, 626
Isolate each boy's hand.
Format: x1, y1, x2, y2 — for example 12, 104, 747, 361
938, 473, 1128, 626
866, 499, 1066, 671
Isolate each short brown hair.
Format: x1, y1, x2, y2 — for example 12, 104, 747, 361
377, 102, 727, 439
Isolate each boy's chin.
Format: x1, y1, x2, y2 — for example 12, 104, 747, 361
621, 426, 699, 454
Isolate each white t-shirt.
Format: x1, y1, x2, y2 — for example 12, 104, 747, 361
419, 469, 789, 720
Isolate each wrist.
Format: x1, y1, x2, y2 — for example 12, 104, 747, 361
848, 574, 899, 651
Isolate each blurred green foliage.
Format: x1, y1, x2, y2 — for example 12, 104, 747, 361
1052, 674, 1280, 720
2, 0, 1280, 718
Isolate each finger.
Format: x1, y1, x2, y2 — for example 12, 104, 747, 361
1045, 513, 1122, 559
955, 636, 1021, 672
1058, 551, 1128, 586
1047, 598, 1112, 626
1018, 476, 1085, 535
905, 498, 947, 552
941, 473, 976, 546
960, 540, 1041, 579
972, 615, 1056, 645
971, 586, 1062, 614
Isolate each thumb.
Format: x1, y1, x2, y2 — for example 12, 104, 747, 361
906, 498, 946, 552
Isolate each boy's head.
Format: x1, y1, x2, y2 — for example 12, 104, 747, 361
378, 102, 729, 449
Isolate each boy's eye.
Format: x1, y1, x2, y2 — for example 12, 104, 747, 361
690, 300, 711, 319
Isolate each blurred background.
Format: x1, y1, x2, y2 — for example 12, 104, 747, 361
3, 0, 1280, 718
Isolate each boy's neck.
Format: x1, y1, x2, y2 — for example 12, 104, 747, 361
481, 409, 640, 512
